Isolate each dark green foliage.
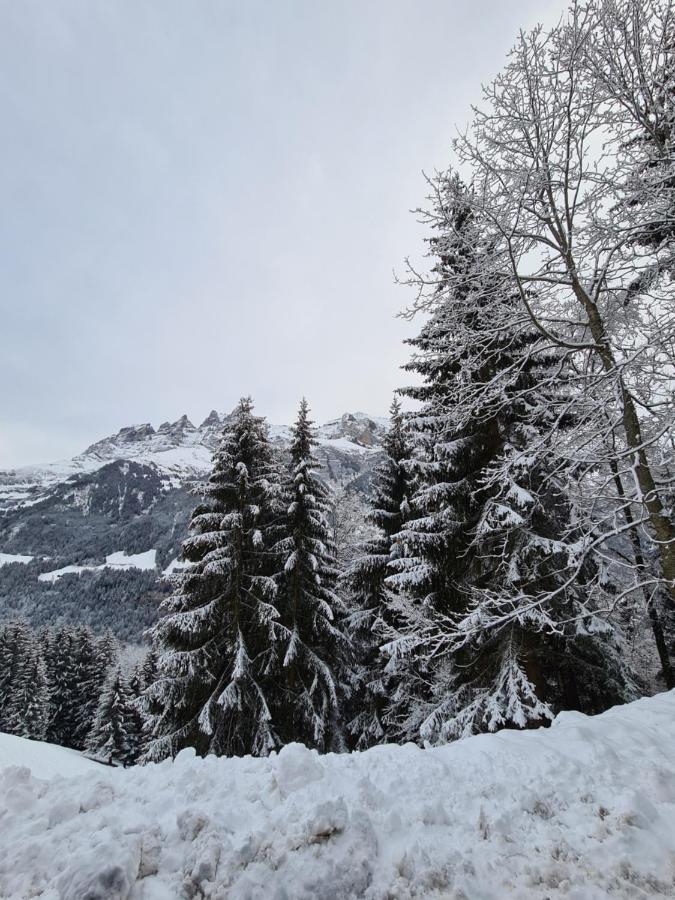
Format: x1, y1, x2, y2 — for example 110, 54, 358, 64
0, 620, 121, 746
0, 562, 166, 643
0, 621, 47, 738
43, 625, 119, 749
86, 668, 141, 766
145, 397, 286, 759
387, 173, 636, 743
346, 398, 413, 749
272, 398, 348, 752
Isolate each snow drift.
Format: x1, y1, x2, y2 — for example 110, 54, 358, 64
0, 732, 98, 781
1, 691, 675, 899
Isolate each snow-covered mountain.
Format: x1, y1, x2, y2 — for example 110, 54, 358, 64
0, 410, 387, 513
0, 411, 386, 641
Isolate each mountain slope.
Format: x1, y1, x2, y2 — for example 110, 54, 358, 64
0, 411, 386, 641
0, 410, 386, 513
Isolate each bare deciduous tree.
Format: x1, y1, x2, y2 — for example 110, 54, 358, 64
450, 1, 674, 675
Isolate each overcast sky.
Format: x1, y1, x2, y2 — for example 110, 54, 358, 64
0, 0, 563, 468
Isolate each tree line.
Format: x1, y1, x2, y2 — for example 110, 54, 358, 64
0, 620, 157, 766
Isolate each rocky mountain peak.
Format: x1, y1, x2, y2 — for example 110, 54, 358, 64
173, 414, 195, 430
157, 415, 196, 437
200, 410, 221, 428
117, 424, 156, 443
318, 412, 387, 447
0, 409, 389, 515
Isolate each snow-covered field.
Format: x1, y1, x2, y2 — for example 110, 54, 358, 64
1, 691, 674, 899
0, 552, 34, 567
38, 549, 158, 582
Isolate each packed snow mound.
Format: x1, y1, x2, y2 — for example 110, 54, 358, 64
2, 692, 675, 899
0, 733, 99, 780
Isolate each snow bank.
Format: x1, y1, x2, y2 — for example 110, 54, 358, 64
1, 692, 675, 899
0, 733, 99, 780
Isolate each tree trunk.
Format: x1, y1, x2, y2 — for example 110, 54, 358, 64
572, 275, 675, 615
610, 460, 674, 689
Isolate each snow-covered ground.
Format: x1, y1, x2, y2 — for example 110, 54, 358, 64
104, 549, 157, 571
0, 733, 98, 780
38, 549, 158, 582
0, 552, 34, 567
1, 692, 674, 899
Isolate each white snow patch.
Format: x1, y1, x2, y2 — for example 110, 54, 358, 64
38, 564, 97, 582
105, 549, 157, 571
318, 437, 378, 455
39, 549, 158, 582
0, 733, 99, 780
0, 552, 33, 567
163, 557, 195, 575
1, 692, 675, 898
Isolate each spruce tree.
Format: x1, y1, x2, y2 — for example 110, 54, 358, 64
389, 173, 634, 743
345, 397, 413, 748
129, 671, 148, 746
0, 622, 49, 740
72, 625, 111, 748
85, 669, 140, 766
144, 397, 285, 759
8, 646, 50, 741
0, 621, 32, 731
95, 630, 120, 674
43, 626, 83, 748
272, 398, 348, 751
139, 646, 159, 691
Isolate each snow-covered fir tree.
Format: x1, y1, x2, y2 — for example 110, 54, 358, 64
127, 648, 159, 757
95, 630, 120, 674
85, 668, 140, 766
10, 647, 49, 741
144, 397, 286, 759
41, 625, 118, 750
330, 488, 372, 570
388, 173, 635, 744
345, 397, 413, 749
139, 645, 159, 692
71, 625, 112, 748
272, 398, 349, 751
0, 620, 32, 732
0, 621, 50, 740
43, 626, 83, 747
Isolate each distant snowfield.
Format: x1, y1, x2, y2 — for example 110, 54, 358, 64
0, 552, 34, 567
1, 692, 674, 899
38, 549, 158, 582
162, 556, 193, 575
